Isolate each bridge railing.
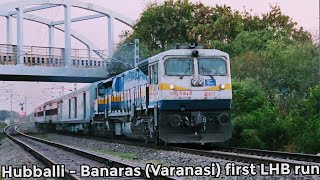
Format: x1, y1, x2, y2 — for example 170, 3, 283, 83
0, 44, 17, 65
0, 44, 111, 69
23, 45, 65, 67
70, 48, 109, 68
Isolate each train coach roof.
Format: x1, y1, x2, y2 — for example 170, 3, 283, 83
35, 80, 103, 109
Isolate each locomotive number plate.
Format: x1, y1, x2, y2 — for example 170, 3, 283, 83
204, 91, 216, 97
171, 91, 192, 96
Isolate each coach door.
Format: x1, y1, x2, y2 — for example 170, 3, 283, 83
83, 92, 86, 120
58, 102, 62, 121
149, 62, 159, 107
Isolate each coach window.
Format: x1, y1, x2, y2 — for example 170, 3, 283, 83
149, 63, 158, 84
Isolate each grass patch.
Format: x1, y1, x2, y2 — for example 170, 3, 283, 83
31, 134, 56, 141
96, 149, 137, 160
0, 121, 8, 142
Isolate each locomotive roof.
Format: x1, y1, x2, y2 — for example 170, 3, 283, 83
142, 48, 229, 64
102, 48, 230, 84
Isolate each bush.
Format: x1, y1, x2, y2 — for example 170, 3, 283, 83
228, 79, 291, 150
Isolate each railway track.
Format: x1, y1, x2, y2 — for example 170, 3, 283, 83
169, 146, 319, 167
4, 125, 177, 180
42, 132, 320, 167
209, 146, 320, 164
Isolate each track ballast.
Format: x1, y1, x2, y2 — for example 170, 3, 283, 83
4, 125, 177, 180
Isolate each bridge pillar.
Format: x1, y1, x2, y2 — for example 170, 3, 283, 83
6, 16, 12, 55
16, 6, 24, 64
108, 16, 114, 58
6, 16, 12, 45
64, 3, 72, 67
49, 25, 54, 63
87, 47, 91, 61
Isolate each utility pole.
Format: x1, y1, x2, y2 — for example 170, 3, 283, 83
10, 93, 12, 119
25, 96, 27, 114
134, 39, 140, 67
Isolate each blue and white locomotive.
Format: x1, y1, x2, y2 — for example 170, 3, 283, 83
34, 45, 232, 144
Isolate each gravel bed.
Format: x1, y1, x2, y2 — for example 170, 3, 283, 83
27, 133, 318, 180
17, 123, 319, 179
0, 137, 45, 180
14, 135, 107, 179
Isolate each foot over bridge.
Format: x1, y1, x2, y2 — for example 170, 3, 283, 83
0, 44, 110, 83
0, 0, 135, 83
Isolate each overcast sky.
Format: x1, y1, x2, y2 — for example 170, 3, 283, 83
0, 0, 319, 115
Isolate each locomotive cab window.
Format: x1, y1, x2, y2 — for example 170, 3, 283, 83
97, 85, 105, 97
149, 63, 158, 84
165, 58, 193, 76
198, 58, 227, 76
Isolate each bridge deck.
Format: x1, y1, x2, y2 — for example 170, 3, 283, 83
0, 65, 108, 83
0, 44, 110, 83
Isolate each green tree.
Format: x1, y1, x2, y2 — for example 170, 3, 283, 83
126, 2, 311, 56
133, 0, 194, 52
296, 86, 320, 153
230, 79, 289, 150
0, 110, 20, 121
116, 0, 318, 153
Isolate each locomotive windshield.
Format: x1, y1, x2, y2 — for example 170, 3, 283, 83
198, 58, 227, 75
165, 58, 193, 76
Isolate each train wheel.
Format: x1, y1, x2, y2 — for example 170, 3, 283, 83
204, 143, 215, 149
144, 137, 149, 144
153, 130, 160, 146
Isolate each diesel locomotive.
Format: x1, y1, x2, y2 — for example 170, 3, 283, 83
34, 45, 232, 144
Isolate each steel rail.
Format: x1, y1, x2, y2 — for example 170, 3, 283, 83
4, 125, 80, 180
209, 146, 320, 163
168, 146, 318, 167
12, 125, 178, 180
50, 132, 320, 167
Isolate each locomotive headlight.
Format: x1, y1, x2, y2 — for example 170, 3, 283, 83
169, 84, 175, 90
220, 84, 225, 90
199, 79, 204, 86
191, 79, 197, 86
191, 78, 204, 86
